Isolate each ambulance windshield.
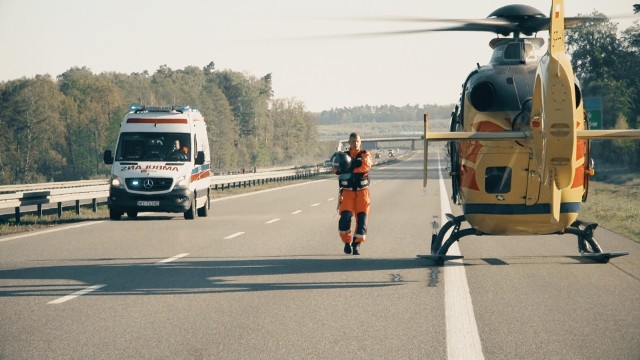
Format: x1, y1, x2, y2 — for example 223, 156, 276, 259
115, 132, 191, 162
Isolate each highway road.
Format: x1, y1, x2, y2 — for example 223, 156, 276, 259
1, 149, 639, 359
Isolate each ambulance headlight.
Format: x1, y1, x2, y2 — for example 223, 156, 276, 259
175, 176, 190, 189
110, 175, 124, 188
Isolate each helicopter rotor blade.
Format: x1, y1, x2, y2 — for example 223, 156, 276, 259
331, 13, 609, 38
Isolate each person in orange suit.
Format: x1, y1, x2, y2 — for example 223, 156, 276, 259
332, 132, 372, 255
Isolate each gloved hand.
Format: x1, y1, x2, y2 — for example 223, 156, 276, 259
352, 157, 362, 169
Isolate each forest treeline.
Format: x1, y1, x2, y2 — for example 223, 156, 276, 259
567, 12, 640, 168
317, 104, 453, 125
0, 63, 321, 184
0, 64, 459, 185
0, 12, 637, 185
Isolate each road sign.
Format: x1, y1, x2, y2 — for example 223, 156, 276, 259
583, 97, 603, 130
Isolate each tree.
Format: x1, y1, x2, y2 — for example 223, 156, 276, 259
566, 10, 640, 168
58, 67, 122, 178
200, 72, 238, 171
0, 76, 65, 183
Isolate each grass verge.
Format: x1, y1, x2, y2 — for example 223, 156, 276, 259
579, 180, 640, 242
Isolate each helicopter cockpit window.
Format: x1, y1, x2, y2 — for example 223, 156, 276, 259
485, 166, 512, 194
504, 43, 521, 61
499, 42, 538, 63
523, 43, 537, 61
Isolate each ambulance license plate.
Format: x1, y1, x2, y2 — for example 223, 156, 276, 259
137, 201, 159, 206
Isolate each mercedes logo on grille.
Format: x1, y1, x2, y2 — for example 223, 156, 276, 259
143, 179, 154, 189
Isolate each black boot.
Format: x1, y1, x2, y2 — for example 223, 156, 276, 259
344, 243, 352, 254
351, 241, 360, 255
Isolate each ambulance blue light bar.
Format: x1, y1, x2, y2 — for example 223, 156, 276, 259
128, 104, 193, 113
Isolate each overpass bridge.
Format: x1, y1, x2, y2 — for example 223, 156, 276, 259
335, 136, 424, 151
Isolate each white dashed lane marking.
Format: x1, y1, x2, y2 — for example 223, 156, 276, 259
156, 253, 189, 265
310, 203, 320, 207
265, 219, 280, 224
291, 210, 302, 215
47, 284, 106, 305
224, 232, 245, 239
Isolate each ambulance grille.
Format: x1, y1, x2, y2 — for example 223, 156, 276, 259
125, 178, 173, 192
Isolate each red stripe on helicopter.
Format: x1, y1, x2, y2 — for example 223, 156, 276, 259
571, 166, 585, 188
472, 120, 507, 132
460, 141, 482, 163
127, 118, 189, 124
460, 165, 480, 190
576, 139, 585, 161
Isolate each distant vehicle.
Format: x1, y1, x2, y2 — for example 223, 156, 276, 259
388, 149, 395, 157
103, 105, 212, 220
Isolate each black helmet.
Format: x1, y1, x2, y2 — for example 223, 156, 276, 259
330, 152, 351, 173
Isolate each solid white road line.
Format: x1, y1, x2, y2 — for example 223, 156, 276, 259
265, 219, 280, 224
0, 221, 105, 243
47, 284, 106, 305
211, 179, 328, 203
291, 210, 302, 215
224, 232, 245, 239
156, 253, 189, 265
438, 155, 484, 360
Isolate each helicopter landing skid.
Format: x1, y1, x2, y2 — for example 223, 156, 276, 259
565, 220, 629, 263
416, 254, 464, 265
418, 215, 628, 265
579, 252, 629, 262
418, 214, 478, 265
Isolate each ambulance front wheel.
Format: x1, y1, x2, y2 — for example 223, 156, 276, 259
109, 207, 122, 220
184, 197, 196, 220
197, 190, 210, 217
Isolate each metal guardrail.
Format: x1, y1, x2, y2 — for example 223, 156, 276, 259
0, 180, 110, 222
0, 166, 331, 223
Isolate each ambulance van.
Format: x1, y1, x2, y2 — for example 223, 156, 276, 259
103, 105, 211, 220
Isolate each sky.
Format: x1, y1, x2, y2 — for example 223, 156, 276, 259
0, 1, 637, 112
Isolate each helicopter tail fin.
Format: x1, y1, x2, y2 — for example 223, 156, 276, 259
549, 0, 566, 61
530, 0, 576, 192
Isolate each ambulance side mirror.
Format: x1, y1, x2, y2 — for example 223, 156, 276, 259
195, 151, 205, 165
104, 150, 113, 165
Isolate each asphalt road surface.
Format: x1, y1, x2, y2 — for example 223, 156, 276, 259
1, 149, 639, 359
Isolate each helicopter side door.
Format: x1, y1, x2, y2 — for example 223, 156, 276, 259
525, 154, 541, 206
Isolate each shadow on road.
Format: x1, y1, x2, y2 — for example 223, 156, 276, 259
0, 257, 433, 298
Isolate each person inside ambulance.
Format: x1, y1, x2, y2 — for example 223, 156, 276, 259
167, 139, 189, 161
331, 132, 372, 255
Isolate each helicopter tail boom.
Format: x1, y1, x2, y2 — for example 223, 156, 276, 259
577, 129, 640, 140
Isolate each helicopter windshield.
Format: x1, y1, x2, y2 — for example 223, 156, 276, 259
489, 38, 542, 65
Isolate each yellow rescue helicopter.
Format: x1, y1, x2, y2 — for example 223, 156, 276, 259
334, 1, 640, 264
417, 1, 640, 264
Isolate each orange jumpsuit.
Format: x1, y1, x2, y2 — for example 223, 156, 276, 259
336, 149, 372, 244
